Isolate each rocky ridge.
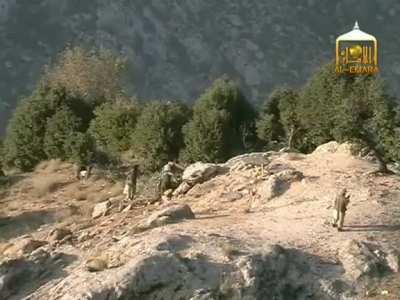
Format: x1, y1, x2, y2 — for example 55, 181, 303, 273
0, 141, 399, 299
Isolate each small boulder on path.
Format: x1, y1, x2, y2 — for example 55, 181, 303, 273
145, 204, 195, 229
92, 200, 111, 219
48, 227, 72, 243
85, 257, 108, 272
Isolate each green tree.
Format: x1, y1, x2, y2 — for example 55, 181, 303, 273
44, 106, 83, 159
299, 62, 400, 171
3, 86, 94, 171
64, 132, 95, 166
256, 88, 301, 150
132, 101, 190, 171
183, 77, 256, 162
3, 90, 54, 170
90, 101, 140, 158
278, 89, 301, 150
3, 45, 127, 171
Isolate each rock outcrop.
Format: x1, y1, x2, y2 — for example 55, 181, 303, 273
2, 237, 47, 258
47, 227, 72, 243
1, 142, 400, 298
92, 200, 111, 219
174, 163, 228, 196
141, 204, 196, 230
224, 152, 273, 169
40, 237, 338, 300
258, 169, 304, 202
339, 240, 400, 282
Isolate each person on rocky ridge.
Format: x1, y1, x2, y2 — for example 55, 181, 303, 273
123, 165, 139, 201
75, 164, 93, 181
120, 164, 139, 211
158, 161, 184, 196
332, 188, 351, 231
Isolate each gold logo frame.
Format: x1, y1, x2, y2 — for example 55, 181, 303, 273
335, 22, 379, 74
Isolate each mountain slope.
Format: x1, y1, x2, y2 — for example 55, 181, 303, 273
0, 142, 399, 298
1, 1, 400, 134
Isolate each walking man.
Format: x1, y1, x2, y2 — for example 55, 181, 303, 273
124, 165, 139, 201
332, 188, 351, 231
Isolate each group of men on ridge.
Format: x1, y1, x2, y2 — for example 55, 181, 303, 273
76, 160, 351, 232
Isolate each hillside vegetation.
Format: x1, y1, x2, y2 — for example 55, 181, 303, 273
1, 47, 399, 176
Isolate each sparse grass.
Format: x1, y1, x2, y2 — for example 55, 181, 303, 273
32, 176, 65, 198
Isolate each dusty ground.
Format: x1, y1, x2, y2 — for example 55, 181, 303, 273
0, 146, 399, 299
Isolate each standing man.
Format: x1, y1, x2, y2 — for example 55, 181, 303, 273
120, 165, 139, 212
332, 188, 351, 231
124, 164, 139, 201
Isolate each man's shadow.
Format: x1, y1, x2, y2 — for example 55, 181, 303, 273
344, 224, 400, 232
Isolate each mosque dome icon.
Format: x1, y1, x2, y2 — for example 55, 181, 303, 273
335, 21, 379, 74
336, 21, 377, 42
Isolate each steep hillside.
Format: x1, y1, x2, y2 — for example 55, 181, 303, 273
1, 1, 400, 134
0, 142, 399, 299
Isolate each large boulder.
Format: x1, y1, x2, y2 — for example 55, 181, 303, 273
223, 152, 274, 169
312, 141, 366, 157
47, 227, 72, 243
174, 162, 228, 195
0, 248, 52, 299
312, 141, 341, 154
258, 169, 304, 202
339, 240, 399, 282
236, 245, 315, 299
92, 201, 111, 219
0, 258, 40, 299
182, 162, 228, 185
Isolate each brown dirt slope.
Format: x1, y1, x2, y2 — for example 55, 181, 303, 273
0, 143, 399, 299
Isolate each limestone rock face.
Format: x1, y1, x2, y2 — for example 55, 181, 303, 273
339, 240, 399, 281
0, 248, 52, 299
2, 238, 47, 258
182, 162, 228, 185
145, 204, 195, 229
174, 162, 229, 195
43, 240, 331, 300
224, 152, 273, 169
258, 169, 304, 201
92, 200, 111, 219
